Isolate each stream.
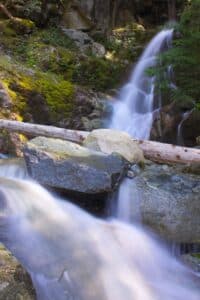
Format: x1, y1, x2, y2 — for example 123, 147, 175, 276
0, 29, 200, 299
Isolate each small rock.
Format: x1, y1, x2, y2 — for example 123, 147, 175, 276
62, 28, 92, 47
91, 42, 106, 57
127, 170, 135, 179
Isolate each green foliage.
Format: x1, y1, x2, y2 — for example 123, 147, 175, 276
72, 56, 125, 91
16, 72, 75, 122
39, 27, 76, 49
0, 54, 74, 123
149, 0, 200, 109
94, 23, 147, 62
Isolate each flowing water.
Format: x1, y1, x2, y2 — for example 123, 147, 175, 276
110, 29, 173, 140
0, 29, 199, 299
110, 29, 174, 222
0, 167, 199, 300
177, 110, 193, 146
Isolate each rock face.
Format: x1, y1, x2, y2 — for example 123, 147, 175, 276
182, 110, 200, 147
62, 87, 111, 131
0, 82, 12, 108
151, 102, 200, 147
83, 129, 144, 163
62, 28, 105, 57
129, 163, 200, 242
23, 137, 127, 194
0, 245, 35, 300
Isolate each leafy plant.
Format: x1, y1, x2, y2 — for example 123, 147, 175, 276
148, 0, 200, 109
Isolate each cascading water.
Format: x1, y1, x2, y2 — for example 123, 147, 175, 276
177, 110, 193, 146
0, 167, 200, 300
0, 29, 199, 300
110, 29, 174, 222
110, 29, 173, 140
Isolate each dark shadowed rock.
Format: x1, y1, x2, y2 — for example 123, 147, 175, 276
23, 137, 127, 194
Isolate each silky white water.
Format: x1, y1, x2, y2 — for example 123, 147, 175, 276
0, 29, 199, 299
0, 165, 199, 300
177, 110, 193, 146
110, 29, 173, 222
110, 29, 173, 140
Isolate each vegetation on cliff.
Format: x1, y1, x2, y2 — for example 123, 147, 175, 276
152, 0, 200, 110
0, 0, 150, 128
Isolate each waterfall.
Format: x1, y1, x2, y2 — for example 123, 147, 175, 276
0, 167, 199, 300
0, 29, 199, 299
110, 29, 173, 140
110, 29, 173, 222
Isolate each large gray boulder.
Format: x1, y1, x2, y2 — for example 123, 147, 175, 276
23, 137, 127, 194
128, 163, 200, 243
83, 129, 144, 163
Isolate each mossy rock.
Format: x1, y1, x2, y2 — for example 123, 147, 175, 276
10, 18, 36, 34
14, 72, 74, 124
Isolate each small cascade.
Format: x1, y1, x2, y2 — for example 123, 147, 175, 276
0, 158, 28, 179
0, 29, 199, 300
0, 170, 200, 300
116, 178, 141, 222
177, 110, 193, 146
110, 29, 173, 222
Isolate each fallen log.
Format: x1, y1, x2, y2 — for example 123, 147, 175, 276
0, 119, 88, 143
136, 139, 200, 165
0, 119, 200, 164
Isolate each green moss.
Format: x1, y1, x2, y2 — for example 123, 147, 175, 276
39, 27, 76, 49
34, 74, 74, 120
0, 53, 74, 123
9, 18, 36, 34
150, 0, 200, 109
14, 71, 74, 122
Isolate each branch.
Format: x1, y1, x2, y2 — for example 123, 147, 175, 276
0, 3, 14, 20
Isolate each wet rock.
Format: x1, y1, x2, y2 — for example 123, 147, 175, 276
182, 110, 200, 147
0, 130, 25, 157
126, 170, 135, 179
0, 245, 35, 300
24, 137, 127, 194
83, 129, 144, 163
181, 254, 200, 273
130, 163, 200, 243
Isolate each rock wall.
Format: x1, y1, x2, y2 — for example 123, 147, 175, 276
4, 0, 183, 31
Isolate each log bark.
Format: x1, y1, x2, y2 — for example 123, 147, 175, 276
136, 139, 200, 165
0, 119, 88, 143
0, 119, 200, 164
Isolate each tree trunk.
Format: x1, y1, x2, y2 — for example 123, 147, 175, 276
1, 119, 200, 164
168, 0, 176, 20
0, 119, 88, 143
136, 139, 200, 165
0, 3, 14, 20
